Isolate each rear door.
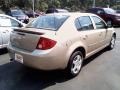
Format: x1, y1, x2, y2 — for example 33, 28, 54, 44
75, 16, 99, 54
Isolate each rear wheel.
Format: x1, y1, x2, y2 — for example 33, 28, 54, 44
108, 35, 116, 50
66, 51, 83, 77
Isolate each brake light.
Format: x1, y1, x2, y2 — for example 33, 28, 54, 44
36, 37, 56, 50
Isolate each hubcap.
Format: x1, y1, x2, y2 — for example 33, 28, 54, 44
71, 55, 82, 74
111, 37, 115, 48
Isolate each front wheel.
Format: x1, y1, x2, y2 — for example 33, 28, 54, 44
66, 51, 83, 77
108, 35, 116, 50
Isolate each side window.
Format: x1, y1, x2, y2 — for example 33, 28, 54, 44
78, 16, 94, 30
10, 19, 20, 27
0, 16, 11, 27
92, 16, 106, 29
75, 19, 82, 31
96, 9, 105, 14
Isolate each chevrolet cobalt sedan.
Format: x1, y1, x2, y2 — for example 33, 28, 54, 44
8, 13, 116, 77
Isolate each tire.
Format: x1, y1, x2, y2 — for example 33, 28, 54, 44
66, 51, 83, 77
108, 35, 116, 50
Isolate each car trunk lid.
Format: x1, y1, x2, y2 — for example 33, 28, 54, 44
10, 28, 56, 52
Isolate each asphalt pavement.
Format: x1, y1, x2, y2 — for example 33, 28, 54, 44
0, 28, 120, 90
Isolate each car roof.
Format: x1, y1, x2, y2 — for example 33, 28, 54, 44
56, 9, 68, 12
46, 12, 96, 17
103, 8, 114, 10
89, 7, 114, 10
11, 9, 22, 11
0, 14, 14, 18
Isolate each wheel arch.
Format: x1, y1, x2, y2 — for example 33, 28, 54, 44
72, 47, 86, 59
67, 46, 86, 64
65, 47, 86, 77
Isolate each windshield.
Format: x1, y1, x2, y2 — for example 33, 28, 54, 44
104, 8, 116, 14
11, 10, 25, 15
26, 15, 69, 30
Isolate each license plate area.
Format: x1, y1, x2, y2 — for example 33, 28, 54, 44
15, 53, 23, 63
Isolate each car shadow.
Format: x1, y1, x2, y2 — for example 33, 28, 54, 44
83, 48, 108, 66
0, 48, 108, 90
0, 61, 72, 90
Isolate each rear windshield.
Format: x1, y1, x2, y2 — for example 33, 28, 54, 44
104, 8, 116, 14
26, 15, 69, 31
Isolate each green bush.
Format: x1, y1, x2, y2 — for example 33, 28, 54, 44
112, 5, 120, 9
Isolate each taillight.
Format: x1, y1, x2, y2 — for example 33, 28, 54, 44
36, 37, 56, 50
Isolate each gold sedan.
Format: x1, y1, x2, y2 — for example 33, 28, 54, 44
8, 13, 116, 77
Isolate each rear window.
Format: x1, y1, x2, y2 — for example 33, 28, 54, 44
104, 8, 116, 14
11, 10, 25, 15
87, 8, 97, 13
26, 15, 69, 31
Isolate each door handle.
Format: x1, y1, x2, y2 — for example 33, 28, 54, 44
83, 35, 88, 40
3, 32, 6, 33
99, 32, 102, 36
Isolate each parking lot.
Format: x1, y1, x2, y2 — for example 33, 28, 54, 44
0, 28, 120, 90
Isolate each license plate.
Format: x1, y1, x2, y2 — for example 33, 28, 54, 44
15, 53, 23, 63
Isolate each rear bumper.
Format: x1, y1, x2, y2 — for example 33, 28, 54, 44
7, 45, 68, 70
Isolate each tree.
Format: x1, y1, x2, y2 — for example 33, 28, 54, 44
37, 1, 48, 11
0, 0, 118, 12
0, 0, 10, 13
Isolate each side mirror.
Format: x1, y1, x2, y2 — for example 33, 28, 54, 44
19, 24, 23, 27
105, 24, 113, 29
106, 21, 113, 28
